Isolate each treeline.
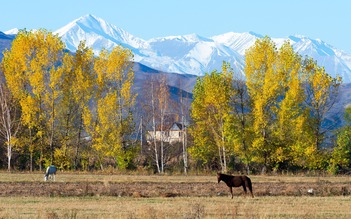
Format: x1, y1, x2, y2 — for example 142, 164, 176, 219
1, 29, 136, 172
0, 30, 350, 174
189, 37, 350, 174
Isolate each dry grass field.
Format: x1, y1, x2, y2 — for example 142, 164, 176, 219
0, 172, 350, 218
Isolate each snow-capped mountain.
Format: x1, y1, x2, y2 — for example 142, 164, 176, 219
54, 14, 148, 55
212, 32, 351, 82
4, 28, 19, 35
6, 14, 351, 82
143, 34, 244, 75
211, 31, 263, 56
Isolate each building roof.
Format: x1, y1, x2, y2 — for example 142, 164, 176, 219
169, 122, 185, 131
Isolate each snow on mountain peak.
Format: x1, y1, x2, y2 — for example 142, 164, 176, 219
149, 33, 212, 43
54, 14, 148, 54
53, 15, 351, 82
4, 28, 19, 35
211, 31, 260, 55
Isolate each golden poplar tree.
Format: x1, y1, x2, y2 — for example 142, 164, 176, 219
55, 42, 95, 170
245, 37, 341, 171
245, 36, 282, 171
190, 63, 233, 172
189, 77, 217, 169
2, 29, 64, 171
84, 46, 136, 169
274, 42, 308, 167
301, 57, 341, 169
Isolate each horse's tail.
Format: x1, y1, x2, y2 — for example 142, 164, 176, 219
246, 176, 254, 198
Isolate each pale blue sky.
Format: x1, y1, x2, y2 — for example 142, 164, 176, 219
1, 0, 350, 52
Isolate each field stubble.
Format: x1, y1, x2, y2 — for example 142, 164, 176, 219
0, 173, 350, 218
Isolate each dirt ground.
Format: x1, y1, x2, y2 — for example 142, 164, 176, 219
0, 180, 350, 198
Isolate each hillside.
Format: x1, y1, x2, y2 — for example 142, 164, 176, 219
50, 14, 351, 83
0, 31, 15, 60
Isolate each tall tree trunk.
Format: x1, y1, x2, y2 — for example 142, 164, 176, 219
75, 114, 83, 170
30, 151, 33, 172
182, 116, 188, 175
49, 96, 55, 164
160, 115, 164, 173
151, 83, 160, 173
221, 120, 227, 172
218, 146, 224, 172
30, 128, 33, 172
7, 142, 11, 171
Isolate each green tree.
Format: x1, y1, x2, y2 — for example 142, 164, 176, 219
189, 77, 217, 170
329, 105, 351, 174
329, 127, 351, 174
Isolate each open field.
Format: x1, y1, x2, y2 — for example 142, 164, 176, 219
1, 196, 351, 219
0, 172, 350, 218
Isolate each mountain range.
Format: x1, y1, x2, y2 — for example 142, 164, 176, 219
48, 14, 351, 83
2, 14, 351, 83
1, 14, 351, 128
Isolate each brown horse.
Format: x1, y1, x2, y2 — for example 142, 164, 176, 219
217, 173, 254, 198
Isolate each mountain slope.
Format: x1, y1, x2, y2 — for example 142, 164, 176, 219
51, 14, 351, 82
143, 34, 245, 76
0, 31, 15, 60
54, 14, 148, 55
211, 31, 263, 55
3, 14, 351, 82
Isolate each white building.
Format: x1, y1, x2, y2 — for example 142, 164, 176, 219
147, 122, 186, 144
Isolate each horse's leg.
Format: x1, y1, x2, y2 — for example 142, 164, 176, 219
242, 185, 247, 197
249, 187, 254, 198
229, 187, 233, 199
246, 178, 254, 198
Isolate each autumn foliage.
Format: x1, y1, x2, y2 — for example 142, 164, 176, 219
0, 31, 348, 174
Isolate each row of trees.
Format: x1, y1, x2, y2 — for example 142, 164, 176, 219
0, 30, 350, 174
1, 29, 136, 171
190, 37, 347, 174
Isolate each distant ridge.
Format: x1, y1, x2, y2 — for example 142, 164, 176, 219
3, 14, 351, 82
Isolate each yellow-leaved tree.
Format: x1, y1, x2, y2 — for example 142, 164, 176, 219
245, 36, 282, 172
301, 57, 341, 169
53, 42, 95, 170
245, 36, 341, 172
273, 42, 309, 168
2, 29, 64, 171
84, 46, 136, 170
190, 62, 234, 172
